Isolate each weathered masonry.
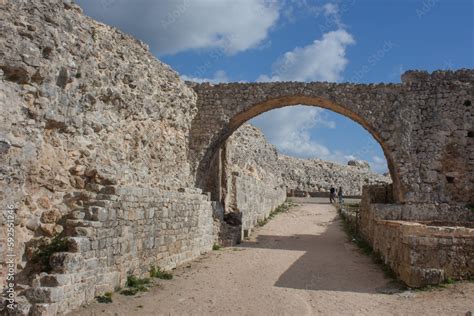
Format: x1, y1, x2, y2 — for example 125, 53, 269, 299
0, 1, 473, 315
188, 72, 474, 221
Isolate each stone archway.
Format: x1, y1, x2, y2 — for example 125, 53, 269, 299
207, 96, 402, 203
187, 70, 473, 209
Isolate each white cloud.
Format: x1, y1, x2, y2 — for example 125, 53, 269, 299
181, 70, 228, 83
76, 0, 280, 55
253, 17, 355, 163
370, 155, 388, 173
323, 3, 339, 16
280, 0, 323, 23
257, 29, 355, 82
250, 105, 335, 159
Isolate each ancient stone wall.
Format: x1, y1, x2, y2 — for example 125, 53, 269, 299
371, 219, 473, 288
223, 124, 286, 235
23, 186, 213, 315
1, 0, 473, 314
343, 185, 473, 288
0, 1, 214, 314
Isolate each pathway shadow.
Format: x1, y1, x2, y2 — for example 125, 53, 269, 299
238, 219, 398, 294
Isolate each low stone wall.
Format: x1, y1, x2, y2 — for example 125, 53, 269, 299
371, 220, 473, 287
15, 186, 214, 315
359, 185, 473, 244
228, 171, 286, 234
354, 184, 474, 288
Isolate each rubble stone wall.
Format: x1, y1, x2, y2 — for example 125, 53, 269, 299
0, 1, 214, 314
223, 125, 286, 232
279, 155, 391, 196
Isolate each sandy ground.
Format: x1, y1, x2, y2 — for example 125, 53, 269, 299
71, 202, 474, 316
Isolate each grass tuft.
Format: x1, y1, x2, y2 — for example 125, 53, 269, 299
466, 203, 474, 212
339, 210, 397, 280
120, 275, 151, 296
149, 265, 173, 280
96, 292, 113, 303
258, 200, 294, 227
212, 243, 222, 251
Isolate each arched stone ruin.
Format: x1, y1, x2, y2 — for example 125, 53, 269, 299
188, 75, 474, 219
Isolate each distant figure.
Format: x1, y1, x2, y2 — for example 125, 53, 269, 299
329, 187, 336, 204
338, 186, 344, 204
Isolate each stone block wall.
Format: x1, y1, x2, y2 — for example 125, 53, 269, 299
229, 171, 286, 233
356, 184, 473, 288
371, 220, 473, 288
21, 186, 213, 315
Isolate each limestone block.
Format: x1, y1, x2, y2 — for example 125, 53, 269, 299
40, 209, 62, 224
40, 274, 71, 287
49, 252, 84, 274
67, 237, 91, 253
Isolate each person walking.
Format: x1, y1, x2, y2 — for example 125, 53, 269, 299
338, 186, 344, 204
329, 187, 336, 204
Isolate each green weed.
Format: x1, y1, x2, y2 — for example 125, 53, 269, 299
33, 235, 69, 272
339, 210, 397, 280
149, 265, 173, 280
466, 203, 474, 212
258, 201, 293, 227
95, 292, 113, 303
120, 275, 151, 296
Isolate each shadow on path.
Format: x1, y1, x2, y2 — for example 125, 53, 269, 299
239, 218, 395, 294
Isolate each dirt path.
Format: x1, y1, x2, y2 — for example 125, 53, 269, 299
72, 202, 473, 316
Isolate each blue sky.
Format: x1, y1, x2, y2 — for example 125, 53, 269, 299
77, 0, 473, 173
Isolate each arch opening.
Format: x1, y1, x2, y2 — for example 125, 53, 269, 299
196, 95, 404, 204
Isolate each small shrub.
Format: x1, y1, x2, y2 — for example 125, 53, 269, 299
416, 277, 458, 291
149, 265, 173, 280
466, 204, 474, 212
96, 292, 113, 303
33, 235, 69, 272
120, 275, 151, 295
120, 288, 139, 296
126, 275, 150, 288
212, 243, 221, 251
444, 277, 455, 285
257, 218, 268, 227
